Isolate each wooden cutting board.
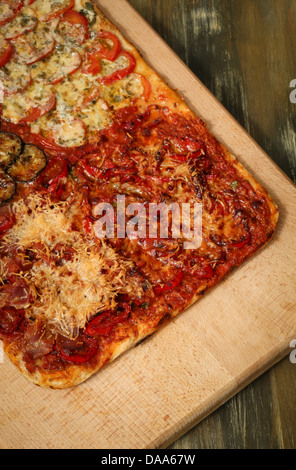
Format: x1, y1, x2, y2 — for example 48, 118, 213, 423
0, 0, 295, 449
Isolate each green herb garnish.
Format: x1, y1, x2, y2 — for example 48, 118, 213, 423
230, 181, 238, 190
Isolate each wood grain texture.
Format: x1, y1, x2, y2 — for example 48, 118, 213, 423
0, 0, 296, 450
129, 0, 296, 449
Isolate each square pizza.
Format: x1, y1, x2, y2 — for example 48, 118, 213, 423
0, 0, 278, 388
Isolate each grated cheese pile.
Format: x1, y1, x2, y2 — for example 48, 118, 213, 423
3, 195, 143, 338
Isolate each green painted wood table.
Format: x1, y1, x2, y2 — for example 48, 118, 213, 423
129, 0, 296, 449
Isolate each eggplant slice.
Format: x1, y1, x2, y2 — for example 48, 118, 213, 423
0, 170, 16, 204
0, 131, 23, 168
7, 144, 47, 182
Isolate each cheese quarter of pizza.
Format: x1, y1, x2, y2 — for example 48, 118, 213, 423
0, 0, 279, 389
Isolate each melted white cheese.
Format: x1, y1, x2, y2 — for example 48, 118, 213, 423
3, 194, 143, 338
0, 7, 37, 39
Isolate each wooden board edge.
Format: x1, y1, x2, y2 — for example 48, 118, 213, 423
157, 345, 292, 449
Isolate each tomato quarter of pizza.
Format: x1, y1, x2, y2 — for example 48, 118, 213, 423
0, 0, 279, 389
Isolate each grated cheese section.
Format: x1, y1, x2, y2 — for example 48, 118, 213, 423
3, 195, 143, 338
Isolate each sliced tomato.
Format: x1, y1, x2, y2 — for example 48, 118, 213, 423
0, 4, 16, 27
63, 8, 88, 25
33, 112, 86, 148
9, 0, 24, 7
50, 49, 81, 84
2, 7, 38, 40
0, 38, 12, 67
12, 26, 55, 65
58, 9, 89, 45
97, 31, 121, 62
0, 1, 23, 26
82, 51, 101, 75
32, 46, 81, 85
1, 81, 56, 124
80, 83, 101, 107
99, 51, 136, 86
38, 0, 74, 21
0, 59, 32, 95
19, 94, 56, 124
36, 155, 68, 198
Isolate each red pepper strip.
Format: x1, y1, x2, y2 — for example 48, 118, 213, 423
85, 310, 114, 336
98, 31, 122, 62
45, 160, 68, 197
42, 160, 68, 199
31, 133, 69, 153
81, 160, 104, 179
57, 335, 98, 364
232, 233, 251, 249
187, 149, 205, 159
84, 215, 94, 235
103, 167, 135, 180
168, 149, 204, 163
195, 264, 214, 279
0, 1, 23, 27
62, 9, 89, 44
85, 303, 131, 337
99, 51, 136, 86
81, 160, 134, 181
153, 271, 184, 296
169, 154, 188, 163
47, 160, 68, 186
0, 214, 15, 235
137, 74, 151, 101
